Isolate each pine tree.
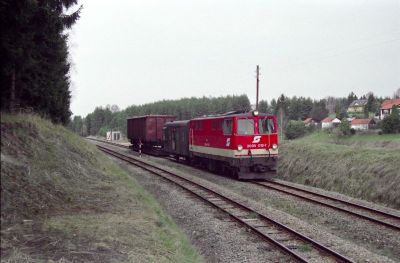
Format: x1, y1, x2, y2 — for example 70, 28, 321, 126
0, 0, 82, 124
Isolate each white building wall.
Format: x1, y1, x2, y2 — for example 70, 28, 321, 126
351, 124, 368, 130
106, 131, 121, 140
321, 122, 333, 129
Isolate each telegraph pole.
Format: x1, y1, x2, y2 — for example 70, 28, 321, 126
256, 65, 260, 110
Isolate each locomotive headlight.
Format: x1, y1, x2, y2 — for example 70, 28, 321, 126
252, 110, 259, 116
272, 144, 278, 150
237, 145, 243, 151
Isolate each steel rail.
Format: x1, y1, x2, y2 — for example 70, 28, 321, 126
86, 137, 131, 149
251, 180, 400, 231
97, 144, 354, 263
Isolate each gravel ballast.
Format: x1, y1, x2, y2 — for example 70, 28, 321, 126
95, 142, 398, 262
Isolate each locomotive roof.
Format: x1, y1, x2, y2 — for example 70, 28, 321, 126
127, 115, 176, 120
192, 112, 273, 121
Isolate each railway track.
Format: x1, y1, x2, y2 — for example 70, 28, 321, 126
86, 137, 131, 149
96, 144, 353, 263
86, 138, 400, 232
251, 180, 400, 231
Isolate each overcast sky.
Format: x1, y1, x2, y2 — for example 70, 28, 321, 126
68, 0, 400, 116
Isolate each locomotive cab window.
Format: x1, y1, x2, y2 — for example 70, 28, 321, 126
223, 119, 233, 135
237, 118, 254, 135
212, 120, 217, 130
259, 118, 275, 134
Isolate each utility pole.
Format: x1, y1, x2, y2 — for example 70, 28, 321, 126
256, 65, 260, 110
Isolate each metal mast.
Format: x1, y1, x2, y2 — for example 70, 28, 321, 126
256, 65, 260, 110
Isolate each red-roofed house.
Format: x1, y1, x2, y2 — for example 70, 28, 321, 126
351, 119, 376, 130
380, 99, 400, 120
303, 118, 317, 127
321, 117, 341, 129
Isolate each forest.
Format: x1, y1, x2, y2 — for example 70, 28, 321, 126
68, 91, 394, 137
0, 0, 81, 124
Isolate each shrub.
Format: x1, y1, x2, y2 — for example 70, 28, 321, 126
350, 128, 356, 135
339, 118, 351, 135
98, 127, 108, 137
285, 120, 306, 140
381, 106, 400, 134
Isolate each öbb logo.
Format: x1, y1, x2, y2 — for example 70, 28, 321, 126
252, 136, 261, 143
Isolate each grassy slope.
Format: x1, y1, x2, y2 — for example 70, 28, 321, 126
1, 113, 200, 262
278, 132, 400, 209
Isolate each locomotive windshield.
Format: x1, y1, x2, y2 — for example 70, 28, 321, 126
259, 118, 275, 134
237, 118, 254, 135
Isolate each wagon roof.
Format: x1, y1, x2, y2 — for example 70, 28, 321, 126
164, 120, 190, 127
127, 115, 176, 120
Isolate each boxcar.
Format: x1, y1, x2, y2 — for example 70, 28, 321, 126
127, 115, 176, 151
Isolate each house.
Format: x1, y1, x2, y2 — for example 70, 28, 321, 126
321, 117, 341, 129
321, 117, 333, 129
331, 118, 342, 127
347, 99, 367, 114
380, 98, 400, 120
303, 118, 317, 127
351, 119, 376, 130
106, 130, 121, 141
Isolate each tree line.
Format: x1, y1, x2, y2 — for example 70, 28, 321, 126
0, 0, 81, 124
69, 95, 251, 136
69, 91, 396, 137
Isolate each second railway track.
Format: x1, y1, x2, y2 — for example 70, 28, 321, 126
251, 180, 400, 231
96, 144, 353, 263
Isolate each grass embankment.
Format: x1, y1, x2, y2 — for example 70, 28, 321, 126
1, 113, 200, 262
278, 132, 400, 209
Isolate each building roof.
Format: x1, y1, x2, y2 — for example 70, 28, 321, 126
332, 118, 341, 123
303, 118, 313, 124
349, 99, 367, 107
321, 117, 334, 123
351, 118, 375, 125
381, 98, 400, 110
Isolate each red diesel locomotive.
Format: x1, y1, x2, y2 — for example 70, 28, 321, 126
163, 110, 278, 179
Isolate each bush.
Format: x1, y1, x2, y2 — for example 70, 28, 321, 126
285, 120, 306, 140
350, 128, 356, 135
339, 118, 351, 135
98, 127, 108, 137
381, 106, 400, 134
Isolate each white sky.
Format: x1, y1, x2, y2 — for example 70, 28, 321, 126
68, 0, 400, 116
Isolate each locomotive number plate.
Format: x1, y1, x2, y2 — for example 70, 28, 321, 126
247, 143, 268, 148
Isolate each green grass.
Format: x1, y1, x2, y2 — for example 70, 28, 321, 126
1, 112, 201, 262
278, 131, 400, 209
304, 131, 400, 142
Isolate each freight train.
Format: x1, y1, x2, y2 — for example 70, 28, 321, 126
127, 111, 278, 180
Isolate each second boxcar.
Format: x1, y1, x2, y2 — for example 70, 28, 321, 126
127, 115, 176, 152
